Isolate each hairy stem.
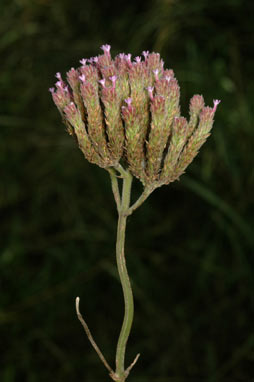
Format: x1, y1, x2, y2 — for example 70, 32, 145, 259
115, 168, 134, 381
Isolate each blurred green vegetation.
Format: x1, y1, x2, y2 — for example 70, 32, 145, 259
0, 0, 253, 381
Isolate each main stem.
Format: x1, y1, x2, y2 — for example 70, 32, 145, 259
115, 169, 133, 381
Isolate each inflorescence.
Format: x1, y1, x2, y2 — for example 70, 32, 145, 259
50, 44, 220, 187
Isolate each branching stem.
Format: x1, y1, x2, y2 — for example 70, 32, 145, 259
108, 168, 121, 212
127, 186, 154, 216
76, 166, 154, 382
114, 168, 133, 381
75, 297, 114, 376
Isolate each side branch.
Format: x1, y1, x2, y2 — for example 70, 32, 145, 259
108, 168, 121, 212
127, 186, 154, 216
75, 297, 114, 375
124, 353, 140, 378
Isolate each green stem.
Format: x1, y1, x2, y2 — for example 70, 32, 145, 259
77, 167, 153, 382
115, 168, 134, 381
127, 186, 154, 216
108, 168, 121, 213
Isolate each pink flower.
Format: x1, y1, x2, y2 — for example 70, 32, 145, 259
213, 99, 221, 112
88, 57, 97, 64
153, 69, 159, 81
125, 54, 132, 62
135, 56, 141, 63
99, 78, 106, 87
146, 86, 154, 100
109, 75, 117, 88
101, 44, 111, 55
79, 74, 86, 83
124, 97, 132, 107
142, 51, 149, 60
80, 58, 87, 66
56, 81, 63, 88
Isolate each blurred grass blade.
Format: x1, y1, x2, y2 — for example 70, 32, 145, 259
182, 176, 253, 246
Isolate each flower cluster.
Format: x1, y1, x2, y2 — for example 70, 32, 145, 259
50, 44, 220, 187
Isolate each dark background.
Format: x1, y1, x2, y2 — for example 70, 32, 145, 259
1, 0, 254, 381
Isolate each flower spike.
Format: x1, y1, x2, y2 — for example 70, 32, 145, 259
50, 44, 220, 185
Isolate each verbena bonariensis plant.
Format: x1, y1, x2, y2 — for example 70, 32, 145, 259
50, 44, 220, 382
